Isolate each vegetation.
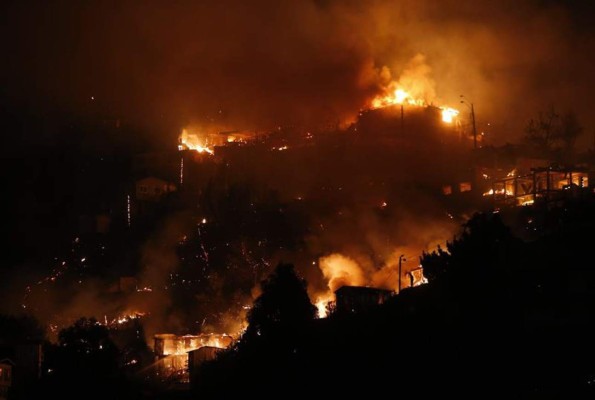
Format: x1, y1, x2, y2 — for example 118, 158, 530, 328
524, 106, 583, 160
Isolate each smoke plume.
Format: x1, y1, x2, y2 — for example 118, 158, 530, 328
1, 0, 594, 146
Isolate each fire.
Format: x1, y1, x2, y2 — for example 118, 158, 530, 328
312, 254, 367, 318
106, 311, 146, 327
178, 128, 214, 155
409, 267, 428, 287
371, 85, 459, 124
315, 293, 335, 318
394, 89, 408, 104
154, 333, 233, 357
371, 87, 425, 109
314, 252, 432, 317
441, 107, 459, 123
483, 188, 514, 197
370, 55, 460, 124
319, 254, 366, 292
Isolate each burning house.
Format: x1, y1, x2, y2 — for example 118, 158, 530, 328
483, 165, 590, 207
153, 333, 233, 382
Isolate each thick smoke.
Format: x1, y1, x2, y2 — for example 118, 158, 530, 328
3, 0, 594, 342
1, 0, 594, 146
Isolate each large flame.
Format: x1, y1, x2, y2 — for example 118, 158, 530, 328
441, 107, 459, 123
314, 252, 431, 317
371, 86, 459, 124
312, 254, 366, 318
320, 254, 366, 293
178, 128, 214, 155
315, 293, 334, 319
372, 87, 425, 109
370, 55, 459, 124
156, 333, 233, 357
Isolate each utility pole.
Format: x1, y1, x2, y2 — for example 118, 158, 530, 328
400, 104, 404, 133
398, 254, 406, 293
460, 95, 478, 149
471, 103, 477, 149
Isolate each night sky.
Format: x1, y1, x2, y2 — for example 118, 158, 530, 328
2, 0, 595, 149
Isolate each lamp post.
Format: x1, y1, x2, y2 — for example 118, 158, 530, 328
460, 95, 477, 149
398, 254, 406, 293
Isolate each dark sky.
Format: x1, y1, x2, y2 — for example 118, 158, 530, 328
1, 0, 595, 147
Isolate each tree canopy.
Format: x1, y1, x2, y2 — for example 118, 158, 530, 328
524, 106, 583, 158
243, 262, 316, 344
421, 212, 521, 292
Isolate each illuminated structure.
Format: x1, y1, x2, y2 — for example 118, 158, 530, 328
483, 165, 590, 207
153, 333, 233, 382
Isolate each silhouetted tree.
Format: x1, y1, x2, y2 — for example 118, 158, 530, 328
196, 263, 316, 396
524, 106, 583, 159
420, 244, 450, 282
421, 213, 520, 292
243, 263, 316, 345
559, 111, 583, 157
524, 106, 559, 156
0, 313, 46, 344
44, 317, 120, 396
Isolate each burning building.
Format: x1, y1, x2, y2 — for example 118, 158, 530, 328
483, 165, 590, 207
153, 333, 233, 382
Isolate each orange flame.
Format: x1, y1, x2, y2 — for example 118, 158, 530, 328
156, 333, 233, 356
371, 86, 459, 125
312, 254, 367, 318
178, 129, 214, 155
370, 55, 459, 124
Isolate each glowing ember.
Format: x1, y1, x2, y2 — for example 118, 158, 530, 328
179, 157, 184, 185
127, 194, 131, 228
110, 311, 146, 326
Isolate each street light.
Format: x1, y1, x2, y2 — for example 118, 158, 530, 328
398, 254, 406, 293
460, 95, 477, 149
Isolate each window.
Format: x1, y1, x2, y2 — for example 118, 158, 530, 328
459, 182, 472, 192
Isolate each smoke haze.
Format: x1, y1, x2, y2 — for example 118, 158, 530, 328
1, 0, 594, 145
